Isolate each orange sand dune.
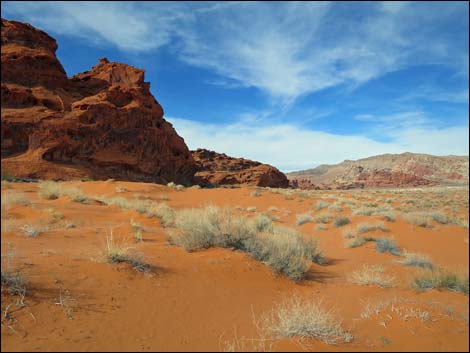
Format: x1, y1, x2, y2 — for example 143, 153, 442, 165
1, 181, 468, 351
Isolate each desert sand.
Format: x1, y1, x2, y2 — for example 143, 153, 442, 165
1, 180, 468, 352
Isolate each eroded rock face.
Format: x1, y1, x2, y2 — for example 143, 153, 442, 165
1, 19, 197, 183
192, 149, 289, 188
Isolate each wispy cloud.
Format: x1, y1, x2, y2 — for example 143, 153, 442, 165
170, 114, 469, 172
3, 1, 468, 102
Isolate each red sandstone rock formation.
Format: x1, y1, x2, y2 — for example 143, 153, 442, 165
192, 149, 288, 188
1, 19, 197, 183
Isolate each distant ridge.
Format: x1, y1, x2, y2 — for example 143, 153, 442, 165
287, 152, 469, 189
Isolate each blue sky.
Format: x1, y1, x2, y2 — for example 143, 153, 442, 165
2, 1, 469, 172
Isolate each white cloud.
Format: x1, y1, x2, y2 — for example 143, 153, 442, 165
3, 1, 468, 102
169, 116, 469, 172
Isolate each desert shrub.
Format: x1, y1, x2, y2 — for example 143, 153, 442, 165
412, 270, 468, 295
296, 213, 313, 226
38, 181, 88, 203
104, 233, 150, 272
375, 237, 401, 256
21, 224, 41, 238
328, 203, 343, 212
396, 251, 433, 270
349, 264, 395, 288
147, 203, 175, 227
268, 206, 279, 212
116, 186, 128, 193
357, 222, 388, 234
252, 214, 273, 232
345, 236, 367, 248
38, 181, 62, 199
1, 270, 26, 298
429, 212, 451, 224
352, 207, 375, 216
333, 216, 350, 228
262, 296, 353, 344
130, 219, 144, 242
246, 206, 257, 213
314, 201, 329, 211
250, 190, 262, 197
403, 213, 433, 228
379, 211, 397, 222
167, 182, 185, 191
315, 224, 327, 231
313, 213, 332, 224
169, 206, 323, 281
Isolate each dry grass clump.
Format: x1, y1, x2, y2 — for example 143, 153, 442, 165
296, 213, 313, 226
379, 211, 397, 222
333, 216, 350, 228
21, 224, 41, 238
356, 222, 388, 234
1, 270, 26, 299
104, 233, 151, 273
38, 181, 62, 199
315, 224, 327, 231
352, 207, 375, 216
38, 181, 88, 203
396, 251, 433, 269
268, 206, 279, 212
314, 201, 330, 211
1, 244, 26, 303
261, 296, 353, 344
167, 182, 185, 191
403, 213, 433, 228
115, 186, 128, 193
313, 213, 333, 224
169, 206, 323, 281
130, 219, 144, 242
147, 203, 175, 227
349, 264, 395, 288
250, 190, 262, 197
374, 237, 401, 256
1, 192, 31, 212
345, 236, 367, 248
412, 270, 468, 295
246, 206, 257, 213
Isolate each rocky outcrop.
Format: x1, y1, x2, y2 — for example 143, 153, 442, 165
192, 149, 288, 188
1, 19, 197, 183
287, 153, 469, 189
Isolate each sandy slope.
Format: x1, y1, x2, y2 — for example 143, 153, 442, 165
1, 181, 468, 351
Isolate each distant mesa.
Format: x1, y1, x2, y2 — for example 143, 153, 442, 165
287, 153, 469, 189
192, 149, 289, 188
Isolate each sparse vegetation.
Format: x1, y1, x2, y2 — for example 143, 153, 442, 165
412, 270, 468, 295
333, 216, 350, 228
296, 213, 313, 226
396, 251, 433, 269
116, 186, 128, 193
250, 190, 262, 197
38, 181, 88, 203
104, 232, 151, 272
374, 237, 401, 256
21, 224, 41, 237
313, 213, 332, 224
314, 201, 329, 211
261, 296, 353, 344
349, 264, 395, 288
169, 206, 323, 280
357, 222, 388, 234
